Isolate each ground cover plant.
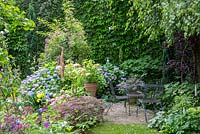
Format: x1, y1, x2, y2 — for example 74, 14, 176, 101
148, 82, 200, 133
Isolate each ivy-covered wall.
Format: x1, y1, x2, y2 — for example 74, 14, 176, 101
72, 0, 163, 81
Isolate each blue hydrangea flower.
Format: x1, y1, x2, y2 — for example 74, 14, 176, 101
28, 91, 35, 96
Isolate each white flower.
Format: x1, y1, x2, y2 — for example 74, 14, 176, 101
56, 65, 62, 70
73, 63, 80, 67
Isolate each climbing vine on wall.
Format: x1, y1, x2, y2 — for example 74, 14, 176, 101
71, 0, 163, 81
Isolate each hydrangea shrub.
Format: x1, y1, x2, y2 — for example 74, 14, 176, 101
100, 60, 126, 86
20, 62, 63, 109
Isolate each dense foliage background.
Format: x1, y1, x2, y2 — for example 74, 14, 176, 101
71, 0, 164, 82
2, 0, 200, 82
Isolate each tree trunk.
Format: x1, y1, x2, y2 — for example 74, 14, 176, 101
192, 36, 200, 83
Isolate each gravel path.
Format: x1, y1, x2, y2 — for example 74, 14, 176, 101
103, 101, 154, 124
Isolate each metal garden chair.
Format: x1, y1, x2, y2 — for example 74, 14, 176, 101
104, 81, 128, 115
106, 78, 144, 116
138, 83, 164, 122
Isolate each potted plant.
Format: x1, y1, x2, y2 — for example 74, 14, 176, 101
82, 60, 105, 97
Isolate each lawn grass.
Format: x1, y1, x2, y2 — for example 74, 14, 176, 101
87, 122, 158, 134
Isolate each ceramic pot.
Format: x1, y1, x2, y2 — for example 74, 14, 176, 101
84, 83, 98, 97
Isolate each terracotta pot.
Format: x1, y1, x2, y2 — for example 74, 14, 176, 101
84, 83, 98, 97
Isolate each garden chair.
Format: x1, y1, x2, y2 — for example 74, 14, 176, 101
104, 81, 128, 115
116, 78, 144, 116
126, 87, 144, 116
138, 83, 164, 122
105, 79, 144, 116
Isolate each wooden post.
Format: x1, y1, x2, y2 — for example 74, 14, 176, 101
59, 46, 65, 81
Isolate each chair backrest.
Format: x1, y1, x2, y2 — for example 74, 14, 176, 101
109, 81, 128, 100
142, 83, 164, 100
109, 81, 116, 96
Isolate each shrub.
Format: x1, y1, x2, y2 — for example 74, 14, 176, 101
63, 60, 106, 97
50, 95, 105, 132
99, 60, 126, 98
20, 62, 63, 110
63, 61, 86, 96
0, 34, 21, 102
149, 107, 200, 134
149, 95, 199, 134
0, 104, 32, 133
38, 1, 91, 65
120, 55, 162, 82
163, 82, 199, 109
0, 95, 105, 134
100, 60, 126, 86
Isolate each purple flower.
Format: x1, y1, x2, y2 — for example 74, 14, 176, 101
71, 104, 77, 110
23, 124, 29, 129
22, 111, 27, 115
4, 117, 15, 123
121, 77, 126, 81
46, 95, 50, 100
38, 107, 47, 114
66, 94, 70, 99
22, 80, 27, 84
38, 108, 43, 113
103, 72, 108, 78
45, 38, 50, 44
44, 122, 50, 128
41, 107, 47, 112
24, 106, 33, 112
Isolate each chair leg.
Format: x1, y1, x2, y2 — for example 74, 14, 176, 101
153, 104, 157, 116
142, 103, 148, 122
128, 98, 131, 116
124, 100, 127, 113
104, 102, 113, 115
136, 99, 139, 117
136, 105, 139, 117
